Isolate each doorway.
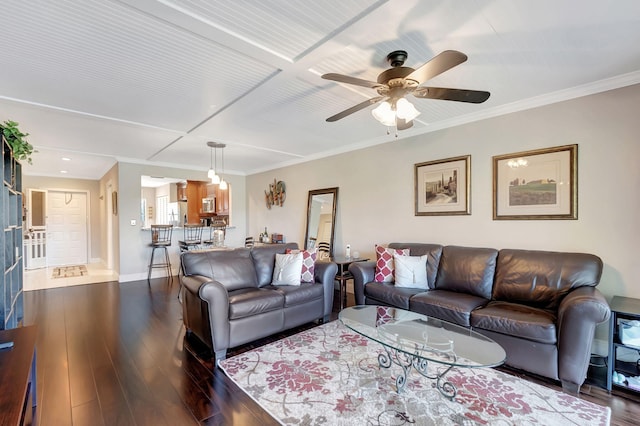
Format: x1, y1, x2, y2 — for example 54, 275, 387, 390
46, 190, 88, 266
25, 189, 47, 269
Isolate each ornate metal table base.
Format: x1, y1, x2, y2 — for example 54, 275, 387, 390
377, 344, 457, 399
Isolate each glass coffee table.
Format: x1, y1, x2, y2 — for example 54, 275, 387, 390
339, 305, 506, 399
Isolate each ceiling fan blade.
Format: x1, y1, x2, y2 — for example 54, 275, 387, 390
396, 118, 414, 130
322, 73, 382, 89
413, 87, 490, 104
405, 50, 468, 84
326, 96, 385, 122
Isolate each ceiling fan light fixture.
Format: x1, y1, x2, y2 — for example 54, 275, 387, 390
371, 101, 396, 126
396, 98, 421, 121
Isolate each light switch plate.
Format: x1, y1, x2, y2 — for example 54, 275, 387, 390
130, 219, 136, 226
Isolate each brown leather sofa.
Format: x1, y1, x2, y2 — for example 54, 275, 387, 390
350, 243, 611, 393
180, 243, 337, 362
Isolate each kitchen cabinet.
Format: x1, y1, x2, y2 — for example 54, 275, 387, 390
216, 185, 229, 215
177, 182, 187, 202
176, 180, 230, 222
185, 180, 207, 223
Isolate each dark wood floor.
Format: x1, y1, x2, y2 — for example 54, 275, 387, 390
22, 277, 640, 425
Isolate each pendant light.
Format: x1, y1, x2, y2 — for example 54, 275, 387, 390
207, 142, 216, 180
207, 141, 221, 184
219, 143, 228, 190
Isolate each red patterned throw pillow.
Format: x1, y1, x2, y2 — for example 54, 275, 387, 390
374, 245, 410, 282
286, 248, 317, 283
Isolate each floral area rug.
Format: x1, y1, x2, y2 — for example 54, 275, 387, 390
51, 265, 88, 278
219, 321, 610, 425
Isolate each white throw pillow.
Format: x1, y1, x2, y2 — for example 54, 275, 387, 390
393, 253, 429, 289
271, 252, 303, 286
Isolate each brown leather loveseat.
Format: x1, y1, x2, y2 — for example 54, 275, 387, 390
180, 243, 337, 362
350, 243, 611, 393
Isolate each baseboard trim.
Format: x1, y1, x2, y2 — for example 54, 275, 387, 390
119, 268, 178, 283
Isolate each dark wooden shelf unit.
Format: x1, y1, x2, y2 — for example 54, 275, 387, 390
607, 296, 640, 392
1, 136, 24, 330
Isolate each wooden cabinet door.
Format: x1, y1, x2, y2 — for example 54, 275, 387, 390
206, 184, 216, 197
216, 185, 229, 215
186, 180, 203, 223
199, 182, 208, 202
177, 183, 187, 201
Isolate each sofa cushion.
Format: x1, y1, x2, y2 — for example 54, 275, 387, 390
364, 282, 425, 310
181, 248, 258, 291
389, 243, 443, 289
374, 245, 409, 282
265, 282, 324, 307
493, 249, 603, 311
286, 248, 317, 282
471, 301, 557, 345
409, 289, 489, 327
228, 288, 284, 320
435, 245, 498, 300
272, 253, 303, 285
251, 243, 299, 287
393, 254, 429, 289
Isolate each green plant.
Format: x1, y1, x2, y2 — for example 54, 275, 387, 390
1, 120, 34, 164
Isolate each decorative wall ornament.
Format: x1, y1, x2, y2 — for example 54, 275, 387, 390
265, 179, 286, 209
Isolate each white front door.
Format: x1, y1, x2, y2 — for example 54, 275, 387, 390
47, 191, 88, 266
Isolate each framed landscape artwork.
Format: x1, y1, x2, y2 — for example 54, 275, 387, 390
493, 144, 577, 220
414, 155, 470, 216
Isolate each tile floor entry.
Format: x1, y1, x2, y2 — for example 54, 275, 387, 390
51, 265, 88, 279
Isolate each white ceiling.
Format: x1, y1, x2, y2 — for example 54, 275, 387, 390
2, 0, 640, 180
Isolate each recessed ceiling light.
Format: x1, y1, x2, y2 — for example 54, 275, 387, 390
61, 157, 71, 161
60, 170, 68, 174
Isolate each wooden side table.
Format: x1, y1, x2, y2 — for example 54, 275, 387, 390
0, 325, 37, 426
331, 256, 368, 310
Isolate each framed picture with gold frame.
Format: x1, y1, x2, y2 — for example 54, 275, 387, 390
493, 144, 577, 220
414, 155, 470, 216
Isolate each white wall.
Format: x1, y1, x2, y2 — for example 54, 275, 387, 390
247, 84, 640, 332
99, 163, 119, 272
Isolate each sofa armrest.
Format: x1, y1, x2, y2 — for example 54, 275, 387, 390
315, 261, 338, 318
349, 261, 376, 305
181, 274, 210, 295
557, 286, 611, 388
182, 275, 232, 360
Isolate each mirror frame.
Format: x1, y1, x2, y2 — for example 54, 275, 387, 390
304, 187, 338, 257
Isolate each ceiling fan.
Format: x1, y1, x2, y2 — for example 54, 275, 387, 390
322, 50, 490, 130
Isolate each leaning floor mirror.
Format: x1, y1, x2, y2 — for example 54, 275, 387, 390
304, 187, 338, 259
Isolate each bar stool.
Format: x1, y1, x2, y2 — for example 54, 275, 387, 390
179, 224, 203, 252
148, 224, 173, 281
